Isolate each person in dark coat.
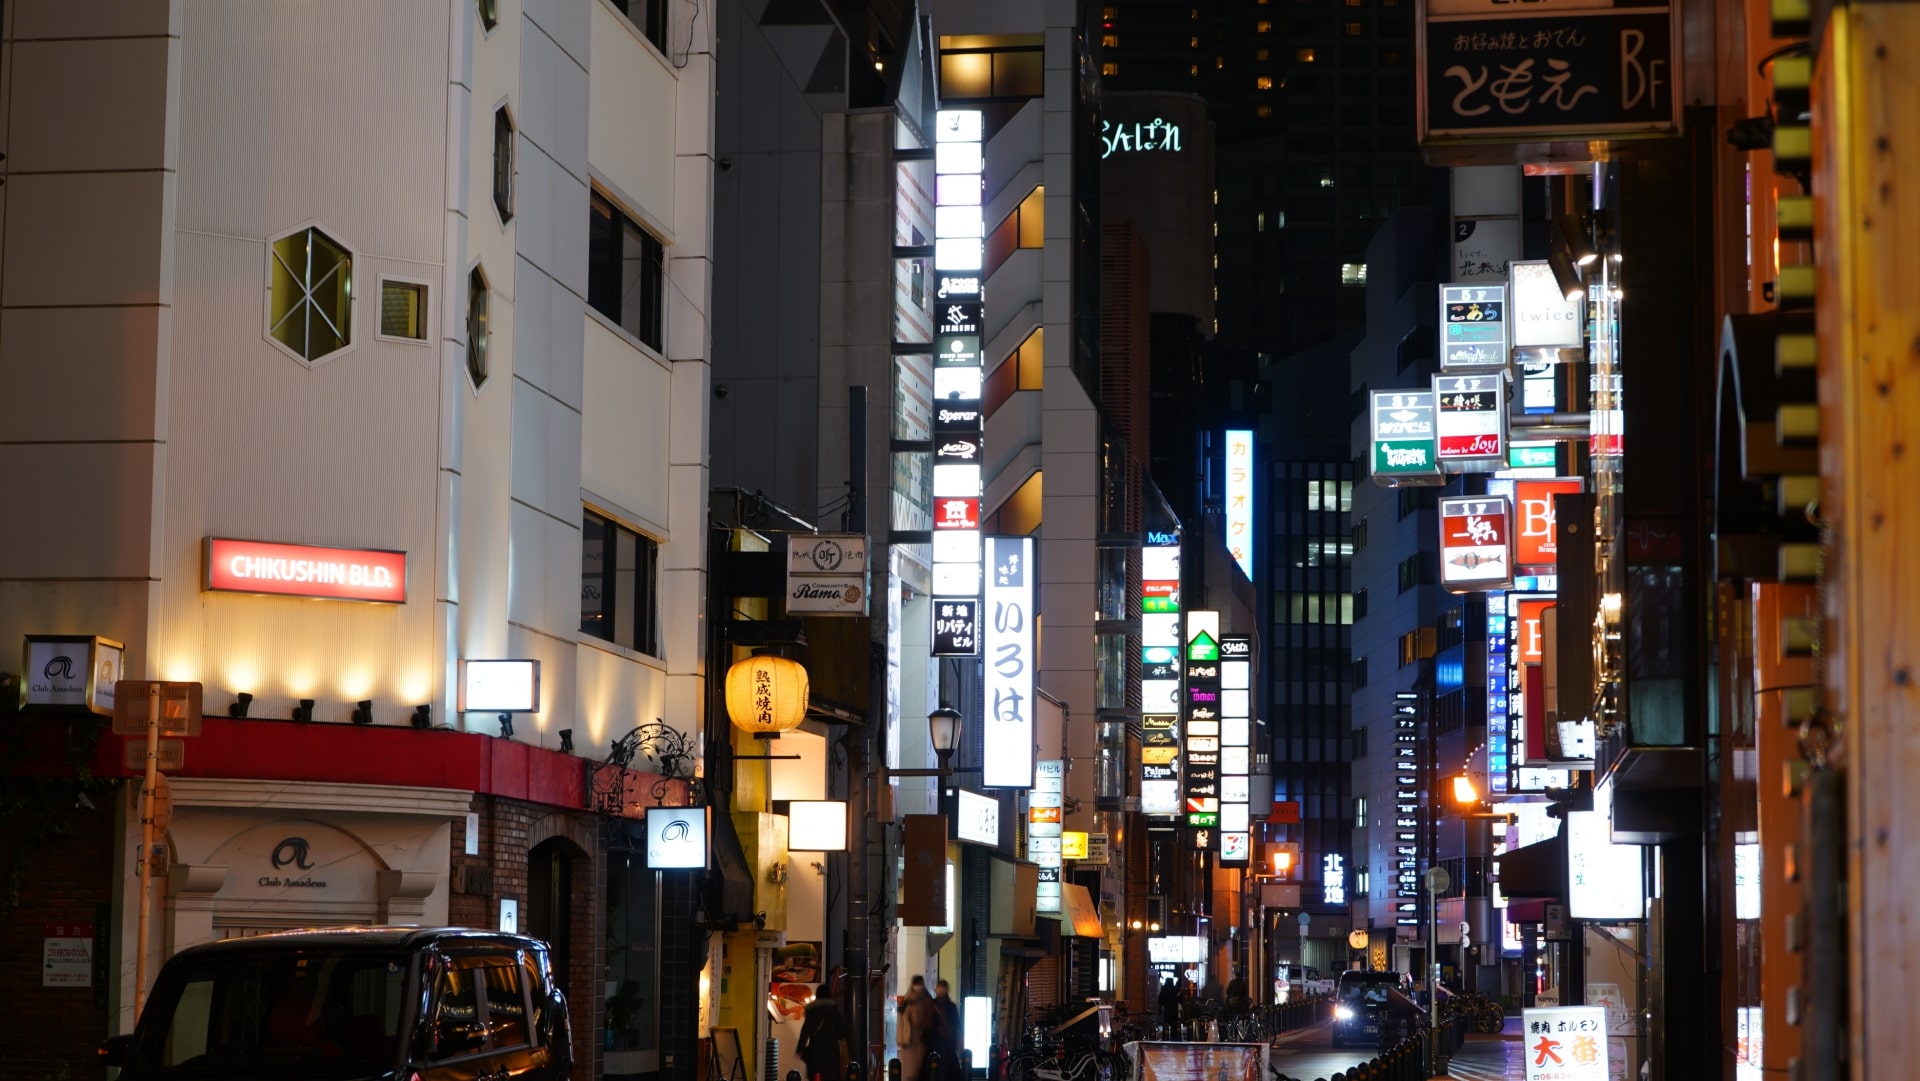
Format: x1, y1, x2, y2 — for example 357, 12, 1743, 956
797, 970, 850, 1081
1157, 978, 1182, 1030
933, 980, 964, 1081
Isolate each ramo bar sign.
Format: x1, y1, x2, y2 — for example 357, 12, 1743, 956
205, 538, 408, 603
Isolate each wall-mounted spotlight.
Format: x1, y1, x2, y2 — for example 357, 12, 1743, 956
497, 713, 514, 739
411, 704, 433, 729
1555, 213, 1598, 267
1548, 246, 1585, 303
228, 692, 253, 719
351, 700, 374, 725
292, 699, 315, 723
558, 729, 574, 753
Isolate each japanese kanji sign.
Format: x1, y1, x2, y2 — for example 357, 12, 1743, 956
1439, 495, 1515, 591
1441, 284, 1509, 369
1433, 372, 1508, 464
981, 537, 1035, 788
1370, 389, 1443, 483
1521, 1005, 1609, 1081
1419, 7, 1678, 144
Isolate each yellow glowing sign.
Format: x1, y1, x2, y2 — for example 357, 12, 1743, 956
1062, 831, 1089, 860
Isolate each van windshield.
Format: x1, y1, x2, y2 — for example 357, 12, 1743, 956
131, 948, 413, 1079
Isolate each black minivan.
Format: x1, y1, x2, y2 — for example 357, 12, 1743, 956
102, 927, 571, 1080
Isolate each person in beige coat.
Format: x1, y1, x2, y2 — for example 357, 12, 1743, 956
896, 980, 937, 1081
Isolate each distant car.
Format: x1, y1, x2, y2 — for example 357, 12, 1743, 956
1330, 970, 1407, 1048
1275, 964, 1335, 1003
100, 926, 572, 1080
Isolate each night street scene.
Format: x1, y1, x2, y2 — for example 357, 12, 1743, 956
0, 1, 1911, 1080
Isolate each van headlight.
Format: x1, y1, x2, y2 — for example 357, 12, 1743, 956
1334, 1006, 1354, 1021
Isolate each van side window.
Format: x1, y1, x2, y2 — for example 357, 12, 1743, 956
430, 962, 484, 1059
480, 957, 531, 1049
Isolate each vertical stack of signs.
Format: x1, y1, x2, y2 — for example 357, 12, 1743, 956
1218, 634, 1253, 862
1140, 533, 1183, 815
982, 536, 1035, 787
1032, 759, 1065, 913
1224, 430, 1255, 581
930, 108, 985, 658
1394, 694, 1421, 928
1183, 611, 1221, 849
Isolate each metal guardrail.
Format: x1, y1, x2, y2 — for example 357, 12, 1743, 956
1270, 1011, 1466, 1081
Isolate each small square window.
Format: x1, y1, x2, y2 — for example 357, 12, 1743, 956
1344, 19, 1366, 34
1190, 64, 1201, 75
1256, 47, 1271, 60
1256, 104, 1274, 118
1102, 33, 1118, 46
1102, 61, 1119, 75
1341, 263, 1368, 286
379, 280, 429, 342
1296, 46, 1317, 62
1256, 75, 1274, 90
1256, 19, 1273, 31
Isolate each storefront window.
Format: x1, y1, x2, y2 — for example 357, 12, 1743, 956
606, 845, 661, 1079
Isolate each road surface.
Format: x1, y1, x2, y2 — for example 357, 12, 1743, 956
1268, 1018, 1387, 1080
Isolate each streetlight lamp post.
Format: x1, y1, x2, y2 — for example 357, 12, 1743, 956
1424, 866, 1452, 1076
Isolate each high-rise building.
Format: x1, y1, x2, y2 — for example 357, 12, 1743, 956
1102, 0, 1437, 355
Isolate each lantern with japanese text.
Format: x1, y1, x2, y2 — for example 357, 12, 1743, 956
724, 655, 809, 736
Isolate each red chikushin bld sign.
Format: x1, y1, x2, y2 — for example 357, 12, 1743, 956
204, 538, 408, 604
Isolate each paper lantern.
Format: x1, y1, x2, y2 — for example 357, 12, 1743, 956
725, 655, 809, 735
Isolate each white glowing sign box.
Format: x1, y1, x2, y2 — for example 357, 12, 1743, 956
458, 659, 542, 714
981, 536, 1035, 788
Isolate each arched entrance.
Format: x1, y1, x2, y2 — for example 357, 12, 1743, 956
526, 837, 576, 994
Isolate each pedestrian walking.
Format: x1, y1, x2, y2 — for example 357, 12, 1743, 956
933, 979, 964, 1081
797, 970, 851, 1081
898, 978, 936, 1081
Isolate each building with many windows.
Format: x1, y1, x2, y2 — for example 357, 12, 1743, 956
0, 3, 717, 1077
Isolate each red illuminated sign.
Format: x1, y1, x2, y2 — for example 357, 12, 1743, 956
1438, 496, 1514, 591
1516, 598, 1554, 664
1514, 479, 1583, 566
932, 497, 980, 530
204, 538, 408, 603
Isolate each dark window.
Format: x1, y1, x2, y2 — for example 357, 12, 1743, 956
1352, 517, 1368, 552
492, 108, 515, 223
380, 280, 428, 341
131, 951, 409, 1072
611, 0, 669, 51
477, 0, 498, 31
581, 510, 661, 656
467, 266, 490, 388
1354, 587, 1368, 620
1352, 657, 1369, 689
589, 194, 666, 352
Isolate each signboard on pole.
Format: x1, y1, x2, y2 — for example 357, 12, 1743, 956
1510, 261, 1586, 350
1433, 373, 1508, 464
1439, 496, 1515, 591
1441, 284, 1509, 370
1520, 1005, 1610, 1080
786, 533, 870, 616
1370, 389, 1443, 484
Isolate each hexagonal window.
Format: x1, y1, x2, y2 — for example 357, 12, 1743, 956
467, 265, 491, 389
493, 107, 515, 224
267, 225, 355, 364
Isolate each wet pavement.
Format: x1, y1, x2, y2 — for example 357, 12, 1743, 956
1267, 1018, 1390, 1079
1440, 1018, 1526, 1081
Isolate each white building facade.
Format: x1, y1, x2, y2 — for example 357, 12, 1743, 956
0, 0, 715, 1070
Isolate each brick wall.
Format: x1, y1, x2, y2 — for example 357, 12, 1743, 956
452, 795, 604, 1081
0, 781, 120, 1081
